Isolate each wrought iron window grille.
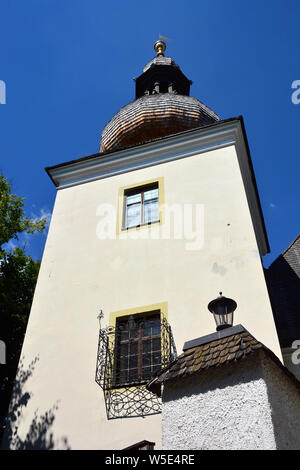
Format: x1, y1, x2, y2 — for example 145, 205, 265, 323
95, 312, 177, 420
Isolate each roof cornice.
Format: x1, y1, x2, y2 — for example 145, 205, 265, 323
46, 117, 242, 189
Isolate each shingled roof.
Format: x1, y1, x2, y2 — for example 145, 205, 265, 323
100, 93, 219, 153
147, 325, 298, 397
99, 40, 219, 153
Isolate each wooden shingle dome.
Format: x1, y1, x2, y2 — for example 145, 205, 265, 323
100, 41, 219, 153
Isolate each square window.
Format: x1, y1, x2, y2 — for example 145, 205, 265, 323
123, 183, 159, 230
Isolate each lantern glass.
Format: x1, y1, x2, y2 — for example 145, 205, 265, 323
213, 311, 233, 330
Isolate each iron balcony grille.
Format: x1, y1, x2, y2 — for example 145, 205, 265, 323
95, 313, 177, 419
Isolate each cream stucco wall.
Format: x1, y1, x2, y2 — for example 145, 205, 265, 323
4, 138, 282, 450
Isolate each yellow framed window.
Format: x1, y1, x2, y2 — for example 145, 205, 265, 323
114, 311, 161, 386
123, 183, 159, 230
116, 177, 164, 234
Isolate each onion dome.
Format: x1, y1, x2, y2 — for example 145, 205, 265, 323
100, 40, 219, 153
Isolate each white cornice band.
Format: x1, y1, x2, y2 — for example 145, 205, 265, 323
47, 121, 238, 190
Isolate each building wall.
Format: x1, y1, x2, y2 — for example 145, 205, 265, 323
162, 356, 277, 450
261, 354, 300, 449
161, 353, 300, 450
4, 140, 281, 449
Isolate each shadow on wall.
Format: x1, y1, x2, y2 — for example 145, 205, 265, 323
261, 357, 300, 450
161, 356, 264, 402
1, 356, 70, 450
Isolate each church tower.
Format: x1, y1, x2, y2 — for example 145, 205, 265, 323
3, 41, 282, 450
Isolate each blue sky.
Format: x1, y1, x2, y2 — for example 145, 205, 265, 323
0, 0, 299, 267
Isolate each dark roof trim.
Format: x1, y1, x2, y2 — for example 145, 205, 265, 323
238, 116, 270, 254
183, 324, 247, 351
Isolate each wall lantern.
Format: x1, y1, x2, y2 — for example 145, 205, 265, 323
208, 292, 237, 331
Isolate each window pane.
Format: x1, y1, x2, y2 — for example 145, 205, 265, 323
119, 370, 128, 384
144, 188, 158, 201
120, 343, 128, 356
152, 323, 161, 336
129, 342, 138, 355
144, 200, 159, 224
147, 316, 160, 336
126, 203, 141, 227
129, 355, 138, 369
126, 193, 141, 204
119, 329, 129, 341
129, 327, 138, 340
143, 340, 151, 353
142, 324, 152, 337
129, 369, 138, 382
120, 356, 128, 369
142, 353, 151, 367
142, 367, 152, 380
152, 338, 161, 351
152, 352, 161, 365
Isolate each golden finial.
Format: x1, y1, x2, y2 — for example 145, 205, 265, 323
154, 39, 166, 57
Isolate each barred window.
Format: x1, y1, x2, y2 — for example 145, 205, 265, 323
95, 308, 177, 419
114, 312, 161, 386
123, 183, 159, 229
123, 440, 155, 450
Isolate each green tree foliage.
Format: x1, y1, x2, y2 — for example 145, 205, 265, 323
0, 174, 46, 442
0, 175, 45, 252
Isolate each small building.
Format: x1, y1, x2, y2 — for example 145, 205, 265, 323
148, 324, 300, 450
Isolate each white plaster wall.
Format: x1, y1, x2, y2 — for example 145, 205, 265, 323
261, 355, 300, 449
162, 357, 277, 450
4, 142, 281, 449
